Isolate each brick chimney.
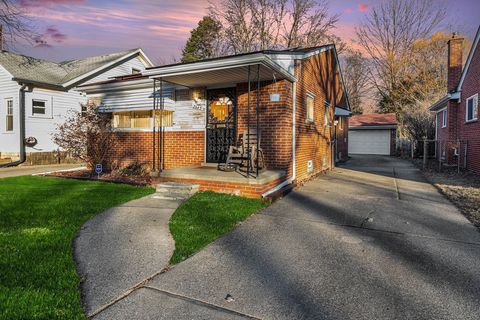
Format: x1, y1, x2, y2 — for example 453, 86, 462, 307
447, 33, 464, 92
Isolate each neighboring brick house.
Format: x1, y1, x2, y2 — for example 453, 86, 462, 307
348, 113, 397, 156
430, 28, 480, 173
79, 45, 351, 197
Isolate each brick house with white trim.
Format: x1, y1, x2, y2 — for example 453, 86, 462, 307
79, 45, 351, 198
430, 28, 480, 173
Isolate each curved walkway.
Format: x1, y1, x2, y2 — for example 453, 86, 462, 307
74, 195, 181, 317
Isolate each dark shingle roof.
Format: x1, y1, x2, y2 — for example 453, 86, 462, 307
0, 48, 140, 87
350, 113, 397, 127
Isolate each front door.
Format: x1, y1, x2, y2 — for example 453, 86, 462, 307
206, 88, 237, 163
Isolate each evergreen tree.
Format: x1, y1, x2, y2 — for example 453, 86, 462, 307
181, 16, 222, 63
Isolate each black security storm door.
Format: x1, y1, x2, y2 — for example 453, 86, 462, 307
206, 88, 237, 163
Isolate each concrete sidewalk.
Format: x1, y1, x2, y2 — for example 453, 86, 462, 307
74, 195, 181, 317
0, 163, 84, 178
92, 155, 480, 320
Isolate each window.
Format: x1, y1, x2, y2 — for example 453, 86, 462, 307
324, 101, 331, 127
306, 94, 314, 122
131, 68, 141, 74
466, 94, 478, 122
113, 112, 131, 128
112, 111, 174, 129
32, 100, 46, 115
339, 117, 343, 130
441, 109, 447, 128
154, 110, 174, 127
5, 99, 13, 132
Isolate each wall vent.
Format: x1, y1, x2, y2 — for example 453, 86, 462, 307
307, 160, 313, 173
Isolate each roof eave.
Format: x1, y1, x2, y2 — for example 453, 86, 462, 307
350, 124, 397, 130
144, 53, 295, 83
13, 77, 66, 91
429, 92, 461, 111
62, 48, 150, 89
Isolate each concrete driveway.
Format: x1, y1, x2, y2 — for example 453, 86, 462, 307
94, 155, 480, 320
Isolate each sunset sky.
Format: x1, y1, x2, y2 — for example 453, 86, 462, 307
14, 0, 480, 64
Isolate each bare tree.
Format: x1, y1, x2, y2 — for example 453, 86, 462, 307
355, 0, 447, 115
209, 0, 340, 54
0, 0, 36, 48
53, 105, 117, 171
342, 50, 369, 114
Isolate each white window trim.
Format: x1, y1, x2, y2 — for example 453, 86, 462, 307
441, 109, 447, 128
5, 98, 13, 133
306, 92, 315, 123
465, 93, 478, 123
31, 99, 48, 117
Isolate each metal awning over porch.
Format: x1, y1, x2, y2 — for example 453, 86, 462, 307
143, 53, 295, 87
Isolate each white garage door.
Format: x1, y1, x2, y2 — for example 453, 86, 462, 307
349, 130, 391, 155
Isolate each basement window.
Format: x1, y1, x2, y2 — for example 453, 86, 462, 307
32, 99, 46, 115
466, 94, 478, 122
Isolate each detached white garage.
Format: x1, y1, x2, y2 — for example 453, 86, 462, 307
348, 113, 397, 156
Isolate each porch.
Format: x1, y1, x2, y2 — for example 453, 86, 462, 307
156, 166, 288, 198
144, 52, 296, 181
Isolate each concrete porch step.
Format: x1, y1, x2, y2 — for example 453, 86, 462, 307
154, 182, 200, 201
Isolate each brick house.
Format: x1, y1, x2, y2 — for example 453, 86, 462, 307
79, 45, 351, 197
430, 28, 480, 173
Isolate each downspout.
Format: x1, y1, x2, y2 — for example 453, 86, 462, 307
262, 63, 297, 198
0, 84, 28, 167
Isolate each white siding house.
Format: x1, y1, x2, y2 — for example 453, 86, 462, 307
80, 77, 207, 132
0, 48, 153, 164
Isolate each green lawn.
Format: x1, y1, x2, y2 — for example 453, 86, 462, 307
169, 191, 267, 264
0, 176, 154, 320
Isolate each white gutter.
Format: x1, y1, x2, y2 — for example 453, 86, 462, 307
144, 54, 295, 83
429, 92, 461, 112
262, 177, 295, 198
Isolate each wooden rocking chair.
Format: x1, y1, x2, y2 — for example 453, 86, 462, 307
226, 129, 266, 171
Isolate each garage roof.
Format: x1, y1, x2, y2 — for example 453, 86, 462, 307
350, 113, 397, 129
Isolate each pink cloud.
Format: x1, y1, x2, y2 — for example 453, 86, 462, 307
358, 3, 369, 13
344, 7, 353, 14
33, 26, 67, 48
20, 0, 85, 7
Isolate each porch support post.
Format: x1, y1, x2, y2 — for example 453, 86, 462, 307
152, 78, 156, 172
159, 78, 163, 172
256, 64, 260, 178
247, 65, 251, 177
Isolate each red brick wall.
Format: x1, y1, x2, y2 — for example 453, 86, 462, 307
163, 131, 205, 169
294, 49, 346, 181
107, 130, 204, 170
236, 80, 293, 175
390, 129, 397, 155
448, 37, 464, 91
457, 39, 480, 173
335, 116, 349, 161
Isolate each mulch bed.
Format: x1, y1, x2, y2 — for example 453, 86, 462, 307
48, 169, 153, 186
